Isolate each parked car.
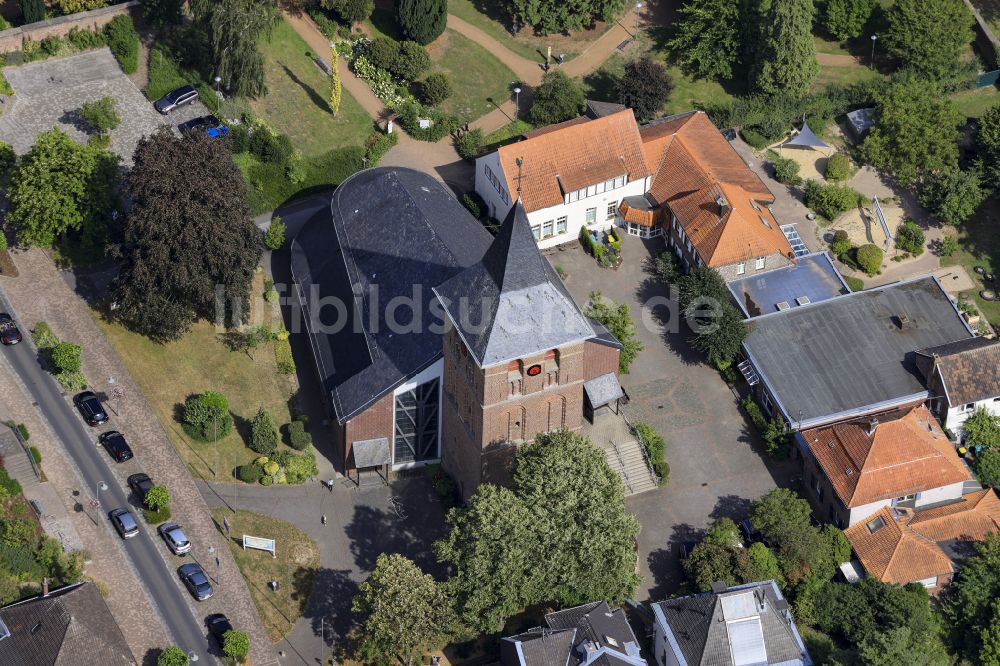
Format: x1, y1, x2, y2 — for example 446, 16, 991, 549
99, 431, 133, 463
721, 128, 738, 141
74, 391, 108, 426
127, 473, 154, 504
0, 313, 23, 345
206, 613, 233, 646
154, 85, 198, 114
108, 508, 140, 539
158, 521, 192, 555
179, 563, 213, 601
178, 115, 222, 135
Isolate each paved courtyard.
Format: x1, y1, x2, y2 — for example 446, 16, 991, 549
545, 233, 794, 600
0, 48, 209, 164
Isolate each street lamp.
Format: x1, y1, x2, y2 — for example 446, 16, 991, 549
214, 76, 222, 99
635, 2, 642, 38
513, 87, 521, 120
95, 481, 107, 505
870, 34, 877, 70
208, 545, 219, 584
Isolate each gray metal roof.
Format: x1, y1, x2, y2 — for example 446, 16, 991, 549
289, 167, 493, 423
434, 202, 595, 368
351, 437, 390, 468
727, 252, 848, 317
0, 582, 136, 666
584, 373, 624, 409
743, 276, 973, 427
653, 581, 812, 666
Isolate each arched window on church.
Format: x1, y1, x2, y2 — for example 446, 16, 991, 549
508, 359, 523, 396
544, 349, 559, 386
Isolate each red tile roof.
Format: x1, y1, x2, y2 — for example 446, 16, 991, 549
845, 490, 1000, 585
803, 404, 971, 508
497, 109, 649, 213
640, 112, 794, 267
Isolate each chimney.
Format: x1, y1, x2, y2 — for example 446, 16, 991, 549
716, 194, 729, 216
867, 418, 879, 436
42, 578, 48, 596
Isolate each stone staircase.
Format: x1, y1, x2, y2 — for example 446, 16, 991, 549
0, 426, 39, 489
584, 412, 658, 496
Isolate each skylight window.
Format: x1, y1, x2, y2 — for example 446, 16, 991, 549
728, 617, 767, 666
758, 214, 772, 229
867, 516, 886, 533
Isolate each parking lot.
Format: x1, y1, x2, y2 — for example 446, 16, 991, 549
0, 48, 209, 164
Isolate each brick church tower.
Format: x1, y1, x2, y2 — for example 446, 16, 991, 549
434, 202, 599, 499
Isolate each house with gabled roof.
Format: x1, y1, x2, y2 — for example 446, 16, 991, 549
915, 337, 1000, 439
844, 488, 1000, 590
500, 601, 645, 666
651, 580, 812, 666
475, 109, 796, 280
799, 404, 975, 528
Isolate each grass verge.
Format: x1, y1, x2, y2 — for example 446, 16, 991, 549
432, 29, 518, 124
92, 273, 301, 481
234, 145, 364, 215
210, 508, 320, 643
942, 205, 1000, 325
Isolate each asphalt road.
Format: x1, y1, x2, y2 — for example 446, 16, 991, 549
0, 290, 216, 664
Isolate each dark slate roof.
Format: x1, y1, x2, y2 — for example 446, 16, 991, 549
545, 601, 644, 666
586, 99, 627, 119
584, 373, 624, 409
351, 437, 390, 468
916, 337, 1000, 405
588, 318, 623, 349
727, 252, 848, 317
743, 276, 972, 428
501, 628, 576, 666
652, 581, 812, 666
621, 194, 656, 211
290, 167, 493, 423
0, 582, 136, 666
434, 202, 595, 368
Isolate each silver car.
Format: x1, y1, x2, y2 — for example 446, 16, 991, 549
158, 521, 192, 555
109, 508, 139, 539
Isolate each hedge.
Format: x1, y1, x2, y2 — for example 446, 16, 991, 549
579, 226, 605, 259
633, 421, 669, 486
275, 339, 295, 374
364, 130, 398, 166
29, 447, 41, 465
454, 129, 484, 161
396, 100, 461, 142
844, 275, 864, 291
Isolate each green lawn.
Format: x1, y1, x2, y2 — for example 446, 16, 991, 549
432, 29, 518, 123
484, 118, 534, 150
210, 508, 320, 643
234, 145, 363, 215
942, 204, 1000, 325
252, 18, 372, 157
812, 64, 885, 92
93, 273, 302, 481
951, 86, 1000, 118
448, 0, 616, 63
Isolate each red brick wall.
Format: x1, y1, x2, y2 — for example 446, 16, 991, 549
343, 391, 394, 470
584, 341, 620, 380
0, 1, 141, 54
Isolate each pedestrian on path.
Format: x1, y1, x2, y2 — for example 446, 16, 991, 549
559, 53, 565, 65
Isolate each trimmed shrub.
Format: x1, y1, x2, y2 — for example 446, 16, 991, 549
284, 450, 318, 484
143, 506, 171, 524
395, 100, 461, 142
235, 463, 264, 483
368, 37, 400, 72
229, 124, 251, 153
31, 322, 59, 349
364, 130, 398, 165
260, 475, 273, 486
287, 419, 313, 450
462, 191, 484, 219
250, 130, 293, 166
803, 180, 864, 220
397, 0, 447, 45
772, 154, 802, 186
824, 152, 852, 181
182, 391, 234, 442
421, 72, 452, 105
844, 275, 865, 291
393, 41, 431, 81
856, 243, 883, 275
15, 424, 29, 442
634, 422, 669, 485
67, 27, 107, 51
264, 217, 286, 251
78, 97, 120, 135
830, 229, 851, 257
741, 128, 770, 150
454, 129, 484, 161
103, 15, 139, 74
275, 339, 295, 374
895, 219, 925, 256
50, 341, 82, 373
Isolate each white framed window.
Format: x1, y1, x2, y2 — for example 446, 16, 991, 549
556, 216, 567, 234
686, 239, 692, 253
585, 207, 597, 225
596, 181, 606, 194
606, 202, 618, 219
568, 190, 579, 203
737, 262, 746, 275
531, 225, 541, 240
964, 402, 975, 411
755, 256, 765, 270
587, 184, 597, 197
542, 219, 554, 238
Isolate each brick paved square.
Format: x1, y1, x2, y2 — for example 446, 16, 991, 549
0, 48, 209, 165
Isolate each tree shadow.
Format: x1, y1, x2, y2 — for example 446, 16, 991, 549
57, 108, 92, 135
279, 63, 331, 115
582, 67, 619, 102
709, 494, 753, 522
296, 566, 360, 647
646, 521, 703, 600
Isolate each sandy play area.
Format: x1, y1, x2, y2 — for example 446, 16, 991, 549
831, 199, 905, 251
769, 143, 830, 180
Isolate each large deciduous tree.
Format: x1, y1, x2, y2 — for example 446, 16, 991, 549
397, 0, 447, 45
885, 0, 974, 81
667, 0, 741, 80
919, 167, 985, 226
351, 553, 456, 662
112, 129, 262, 342
945, 534, 1000, 661
321, 0, 374, 26
677, 266, 746, 368
7, 127, 120, 252
751, 0, 819, 97
585, 291, 643, 374
529, 70, 586, 126
436, 430, 640, 633
616, 55, 673, 121
192, 0, 278, 98
506, 0, 627, 35
977, 104, 1000, 190
821, 0, 876, 41
861, 75, 962, 185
